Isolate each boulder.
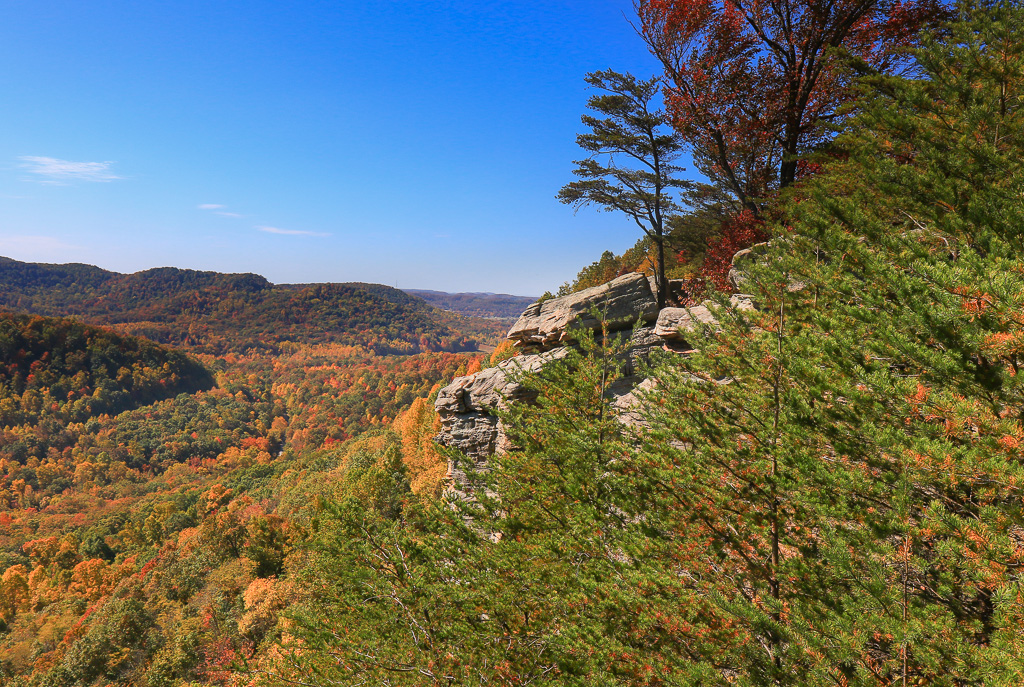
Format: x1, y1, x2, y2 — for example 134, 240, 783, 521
654, 296, 756, 343
654, 305, 719, 342
607, 376, 657, 428
728, 242, 770, 292
616, 326, 665, 375
507, 273, 658, 349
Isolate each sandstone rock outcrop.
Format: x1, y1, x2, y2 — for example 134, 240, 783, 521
654, 305, 718, 341
435, 349, 569, 487
507, 273, 658, 350
654, 296, 755, 342
436, 268, 762, 492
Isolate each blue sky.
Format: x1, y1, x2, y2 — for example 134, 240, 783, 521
0, 1, 669, 296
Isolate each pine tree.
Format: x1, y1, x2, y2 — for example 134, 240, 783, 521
789, 2, 1024, 681
559, 70, 688, 308
636, 2, 1024, 682
284, 327, 691, 684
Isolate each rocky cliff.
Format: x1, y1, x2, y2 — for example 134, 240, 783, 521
434, 267, 757, 489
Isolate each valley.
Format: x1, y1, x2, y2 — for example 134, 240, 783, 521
0, 258, 511, 683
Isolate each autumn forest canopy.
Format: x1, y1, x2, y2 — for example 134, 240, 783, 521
0, 257, 497, 355
2, 0, 1024, 685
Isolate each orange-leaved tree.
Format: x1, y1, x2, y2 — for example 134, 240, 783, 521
636, 0, 947, 216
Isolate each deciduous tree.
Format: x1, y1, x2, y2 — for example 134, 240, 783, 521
636, 0, 946, 214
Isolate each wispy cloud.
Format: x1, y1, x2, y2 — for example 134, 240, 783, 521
257, 225, 329, 237
19, 156, 121, 184
199, 203, 244, 219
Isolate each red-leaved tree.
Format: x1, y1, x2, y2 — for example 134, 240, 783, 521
636, 0, 947, 216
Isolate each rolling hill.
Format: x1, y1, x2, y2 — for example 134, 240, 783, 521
0, 257, 504, 354
403, 288, 536, 319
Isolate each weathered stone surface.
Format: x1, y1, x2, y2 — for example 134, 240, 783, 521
608, 376, 656, 428
435, 349, 569, 419
435, 412, 501, 462
728, 250, 754, 293
653, 296, 756, 342
616, 326, 663, 375
507, 273, 658, 349
730, 294, 756, 312
728, 242, 769, 292
728, 242, 808, 294
435, 349, 570, 488
654, 305, 718, 341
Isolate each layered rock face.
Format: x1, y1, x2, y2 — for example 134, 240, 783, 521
435, 272, 753, 488
434, 348, 569, 487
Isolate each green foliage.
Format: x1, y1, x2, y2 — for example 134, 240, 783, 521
4, 5, 1022, 686
144, 621, 203, 687
631, 2, 1024, 682
41, 593, 155, 686
559, 203, 743, 298
559, 69, 688, 307
286, 327, 686, 684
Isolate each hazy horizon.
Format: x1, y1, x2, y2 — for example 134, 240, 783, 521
0, 252, 542, 298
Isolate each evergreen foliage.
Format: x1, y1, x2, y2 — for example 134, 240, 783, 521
635, 1, 1024, 681
559, 70, 688, 307
287, 3, 1024, 684
285, 327, 680, 684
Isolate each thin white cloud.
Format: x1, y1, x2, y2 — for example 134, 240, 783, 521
19, 156, 121, 184
257, 225, 329, 237
199, 203, 244, 218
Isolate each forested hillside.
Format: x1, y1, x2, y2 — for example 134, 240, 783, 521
0, 254, 506, 684
0, 312, 213, 429
0, 258, 501, 354
0, 306, 485, 684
